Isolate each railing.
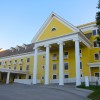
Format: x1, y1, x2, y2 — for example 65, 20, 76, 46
14, 79, 40, 85
52, 57, 57, 60
63, 55, 68, 59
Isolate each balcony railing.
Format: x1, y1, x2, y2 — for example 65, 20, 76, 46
52, 56, 57, 60
18, 61, 23, 65
64, 55, 68, 59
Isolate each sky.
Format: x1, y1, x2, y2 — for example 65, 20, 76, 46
0, 0, 98, 49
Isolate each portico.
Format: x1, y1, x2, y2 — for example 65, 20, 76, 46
0, 68, 28, 84
32, 32, 91, 86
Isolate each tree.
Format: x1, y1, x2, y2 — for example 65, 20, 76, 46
96, 0, 100, 45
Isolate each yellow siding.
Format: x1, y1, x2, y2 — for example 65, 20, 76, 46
37, 18, 74, 41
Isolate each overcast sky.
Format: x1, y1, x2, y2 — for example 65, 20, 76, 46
0, 0, 98, 49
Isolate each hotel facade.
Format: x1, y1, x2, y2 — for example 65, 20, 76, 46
0, 13, 100, 86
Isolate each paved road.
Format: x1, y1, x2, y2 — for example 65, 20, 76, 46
0, 84, 90, 100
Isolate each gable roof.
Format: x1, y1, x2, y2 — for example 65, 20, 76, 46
31, 12, 80, 43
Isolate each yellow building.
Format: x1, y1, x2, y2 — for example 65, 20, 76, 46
0, 13, 100, 86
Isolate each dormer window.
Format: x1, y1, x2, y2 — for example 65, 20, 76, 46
51, 27, 56, 32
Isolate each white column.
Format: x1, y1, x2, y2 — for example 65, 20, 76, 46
6, 72, 10, 84
33, 47, 38, 84
75, 39, 81, 86
58, 41, 64, 85
44, 44, 50, 85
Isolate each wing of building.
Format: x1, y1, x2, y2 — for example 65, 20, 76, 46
0, 12, 100, 86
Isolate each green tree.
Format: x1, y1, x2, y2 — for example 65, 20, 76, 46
96, 0, 100, 45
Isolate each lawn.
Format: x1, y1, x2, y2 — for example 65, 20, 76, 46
77, 85, 100, 100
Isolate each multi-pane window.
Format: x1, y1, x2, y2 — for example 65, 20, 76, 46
93, 41, 100, 47
94, 53, 100, 60
20, 66, 22, 70
80, 62, 82, 69
53, 64, 57, 70
92, 29, 99, 36
14, 66, 16, 70
53, 75, 57, 79
27, 58, 30, 62
64, 75, 69, 78
64, 52, 68, 58
52, 54, 57, 60
26, 65, 29, 70
64, 63, 68, 70
42, 65, 45, 70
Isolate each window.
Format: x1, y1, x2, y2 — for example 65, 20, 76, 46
64, 52, 68, 58
53, 64, 57, 70
52, 54, 57, 60
93, 41, 100, 47
15, 60, 17, 62
92, 30, 97, 36
10, 61, 12, 63
14, 66, 16, 70
20, 66, 22, 70
80, 62, 82, 69
42, 65, 45, 70
42, 76, 44, 79
27, 58, 30, 62
95, 73, 99, 77
43, 55, 45, 58
21, 59, 23, 62
51, 27, 56, 31
9, 67, 11, 69
80, 50, 82, 57
92, 29, 99, 36
81, 74, 83, 77
26, 65, 29, 70
0, 62, 1, 65
64, 63, 68, 70
28, 75, 31, 79
53, 75, 57, 79
64, 75, 69, 78
94, 53, 100, 60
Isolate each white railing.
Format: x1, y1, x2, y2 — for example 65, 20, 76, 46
63, 55, 68, 59
52, 57, 57, 60
14, 79, 40, 85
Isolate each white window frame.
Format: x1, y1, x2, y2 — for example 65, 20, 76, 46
52, 63, 57, 71
93, 40, 100, 48
64, 51, 69, 59
94, 53, 100, 60
64, 74, 69, 79
94, 72, 99, 77
64, 62, 69, 70
92, 29, 99, 36
42, 65, 45, 70
80, 61, 82, 70
80, 50, 82, 57
52, 74, 57, 79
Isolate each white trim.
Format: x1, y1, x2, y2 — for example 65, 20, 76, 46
88, 62, 100, 67
31, 12, 80, 43
0, 52, 46, 61
0, 68, 27, 74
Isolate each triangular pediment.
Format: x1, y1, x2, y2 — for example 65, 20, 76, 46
31, 12, 79, 42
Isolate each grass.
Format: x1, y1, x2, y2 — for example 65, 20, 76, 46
77, 84, 100, 100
